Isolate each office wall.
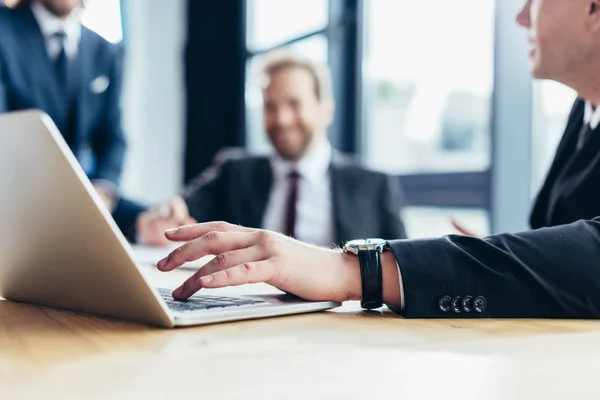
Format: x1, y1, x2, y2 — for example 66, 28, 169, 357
120, 0, 186, 205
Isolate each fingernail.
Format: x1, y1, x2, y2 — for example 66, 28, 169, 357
200, 275, 214, 284
173, 286, 184, 298
157, 255, 169, 269
165, 228, 179, 235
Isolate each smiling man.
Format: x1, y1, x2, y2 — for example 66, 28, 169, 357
137, 53, 407, 248
157, 0, 600, 320
522, 0, 600, 229
456, 0, 600, 235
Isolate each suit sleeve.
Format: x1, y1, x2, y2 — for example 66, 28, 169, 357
379, 174, 407, 239
181, 158, 230, 223
388, 218, 600, 319
91, 45, 127, 187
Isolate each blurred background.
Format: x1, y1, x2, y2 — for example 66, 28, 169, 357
1, 0, 578, 239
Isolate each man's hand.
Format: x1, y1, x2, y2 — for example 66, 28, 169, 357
136, 196, 196, 246
450, 217, 481, 237
93, 184, 116, 213
156, 221, 403, 308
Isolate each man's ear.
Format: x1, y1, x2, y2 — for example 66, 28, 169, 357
589, 0, 600, 31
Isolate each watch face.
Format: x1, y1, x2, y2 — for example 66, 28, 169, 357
344, 238, 387, 255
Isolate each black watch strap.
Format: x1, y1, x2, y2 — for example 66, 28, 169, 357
358, 249, 383, 310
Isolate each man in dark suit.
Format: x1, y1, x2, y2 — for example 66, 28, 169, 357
0, 0, 145, 233
136, 54, 407, 247
457, 97, 600, 234
155, 0, 600, 320
530, 98, 600, 228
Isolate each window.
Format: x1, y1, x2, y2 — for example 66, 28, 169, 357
81, 0, 123, 44
3, 0, 123, 44
246, 0, 328, 52
359, 0, 495, 237
362, 0, 494, 174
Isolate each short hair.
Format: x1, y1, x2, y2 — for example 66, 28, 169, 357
258, 51, 333, 101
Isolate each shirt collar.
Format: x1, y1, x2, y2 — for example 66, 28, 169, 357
584, 101, 600, 130
31, 1, 82, 43
270, 139, 332, 183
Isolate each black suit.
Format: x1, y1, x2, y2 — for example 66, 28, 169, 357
530, 98, 600, 228
182, 150, 407, 245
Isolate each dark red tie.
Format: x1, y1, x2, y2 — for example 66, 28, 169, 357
283, 170, 300, 238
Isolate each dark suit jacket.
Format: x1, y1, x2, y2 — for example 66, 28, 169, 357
0, 6, 126, 187
182, 150, 407, 245
530, 98, 600, 228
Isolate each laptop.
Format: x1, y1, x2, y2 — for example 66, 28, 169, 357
0, 110, 341, 328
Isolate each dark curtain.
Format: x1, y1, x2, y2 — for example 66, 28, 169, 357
184, 0, 247, 183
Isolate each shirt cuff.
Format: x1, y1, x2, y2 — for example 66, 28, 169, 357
395, 259, 405, 310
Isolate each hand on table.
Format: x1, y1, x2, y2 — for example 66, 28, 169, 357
137, 196, 196, 246
156, 221, 403, 308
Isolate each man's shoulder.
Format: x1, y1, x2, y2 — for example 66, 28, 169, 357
200, 147, 269, 177
81, 26, 123, 59
569, 97, 586, 120
218, 149, 270, 171
0, 6, 17, 19
183, 148, 268, 194
331, 151, 389, 180
0, 7, 19, 31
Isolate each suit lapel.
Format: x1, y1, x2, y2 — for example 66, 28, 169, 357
247, 158, 273, 228
531, 101, 584, 226
14, 8, 66, 120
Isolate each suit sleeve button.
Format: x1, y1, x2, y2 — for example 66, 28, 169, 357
438, 295, 452, 312
462, 295, 473, 312
451, 296, 463, 313
474, 296, 487, 313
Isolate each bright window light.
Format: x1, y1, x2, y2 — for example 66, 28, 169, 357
81, 0, 123, 44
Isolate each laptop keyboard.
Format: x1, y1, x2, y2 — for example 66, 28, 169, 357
157, 288, 266, 312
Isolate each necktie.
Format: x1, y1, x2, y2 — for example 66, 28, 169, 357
283, 170, 300, 238
52, 31, 69, 104
576, 123, 592, 151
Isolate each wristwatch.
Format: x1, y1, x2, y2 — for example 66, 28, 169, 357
343, 238, 388, 310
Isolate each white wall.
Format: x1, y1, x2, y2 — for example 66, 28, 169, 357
119, 0, 186, 205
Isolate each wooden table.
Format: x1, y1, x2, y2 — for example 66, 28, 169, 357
1, 264, 600, 399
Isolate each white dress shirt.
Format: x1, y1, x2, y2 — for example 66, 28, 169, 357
31, 1, 81, 60
584, 101, 600, 130
262, 139, 335, 247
